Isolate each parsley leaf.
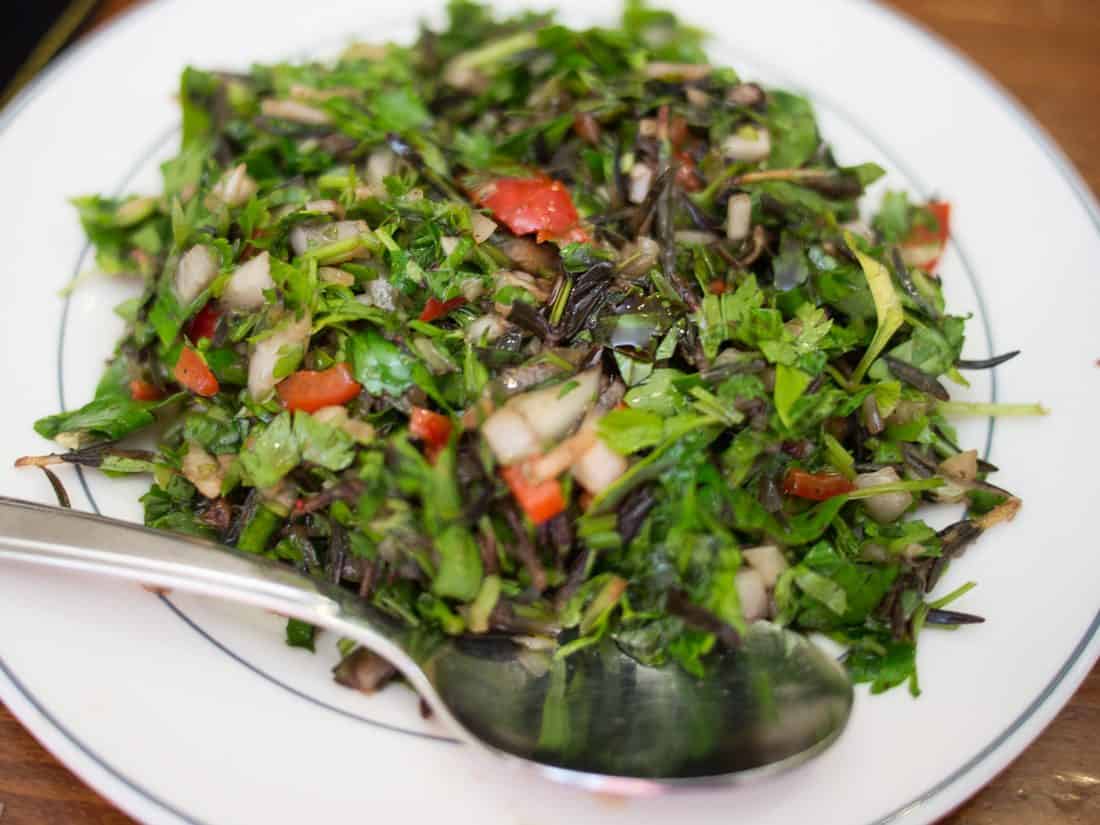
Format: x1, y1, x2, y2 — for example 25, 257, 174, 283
239, 412, 300, 488
349, 328, 416, 396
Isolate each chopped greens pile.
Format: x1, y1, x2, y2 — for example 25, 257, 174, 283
24, 1, 1043, 696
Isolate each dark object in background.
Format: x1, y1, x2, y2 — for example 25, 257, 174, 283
1, 1, 101, 108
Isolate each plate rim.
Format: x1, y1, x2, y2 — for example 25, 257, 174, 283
1, 2, 1098, 824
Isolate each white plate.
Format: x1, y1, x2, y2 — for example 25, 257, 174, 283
1, 1, 1097, 823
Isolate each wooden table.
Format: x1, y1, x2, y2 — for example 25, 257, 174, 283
1, 1, 1098, 823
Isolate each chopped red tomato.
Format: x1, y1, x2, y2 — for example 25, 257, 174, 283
782, 469, 856, 501
901, 201, 950, 272
501, 463, 567, 525
708, 280, 728, 295
128, 379, 164, 402
474, 177, 588, 244
409, 407, 453, 449
419, 296, 467, 323
187, 302, 220, 344
276, 362, 361, 413
174, 348, 219, 397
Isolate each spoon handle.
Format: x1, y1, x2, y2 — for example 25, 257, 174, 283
0, 496, 422, 668
0, 496, 342, 616
0, 496, 477, 742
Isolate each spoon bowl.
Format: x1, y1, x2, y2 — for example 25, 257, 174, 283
0, 496, 852, 793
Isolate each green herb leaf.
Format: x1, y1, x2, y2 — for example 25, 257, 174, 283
846, 233, 904, 384
34, 398, 155, 443
598, 408, 665, 455
285, 618, 317, 651
791, 542, 899, 630
432, 525, 483, 601
774, 363, 812, 428
349, 328, 416, 396
239, 412, 300, 488
765, 91, 819, 170
293, 411, 356, 471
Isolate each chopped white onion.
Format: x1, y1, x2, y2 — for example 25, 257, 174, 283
260, 98, 331, 125
721, 127, 772, 163
442, 60, 486, 92
861, 543, 889, 563
115, 196, 157, 227
342, 418, 376, 445
643, 62, 713, 81
628, 163, 654, 204
685, 87, 712, 107
366, 148, 396, 190
900, 242, 944, 270
54, 432, 87, 451
209, 163, 258, 207
618, 237, 661, 278
313, 405, 374, 443
726, 193, 752, 242
674, 230, 718, 246
741, 544, 789, 589
528, 428, 597, 485
465, 313, 508, 345
221, 251, 274, 310
886, 399, 929, 427
571, 438, 628, 495
735, 569, 769, 622
289, 83, 358, 102
410, 336, 457, 375
498, 236, 560, 274
508, 368, 600, 442
495, 269, 550, 302
318, 267, 356, 287
182, 442, 224, 499
727, 83, 765, 107
481, 408, 539, 465
356, 278, 398, 311
855, 467, 913, 524
174, 244, 219, 305
841, 220, 874, 242
440, 236, 461, 256
932, 479, 969, 505
259, 479, 298, 512
471, 212, 497, 244
904, 543, 926, 561
288, 220, 370, 260
305, 199, 341, 215
270, 203, 300, 221
248, 314, 312, 400
460, 277, 486, 302
934, 450, 976, 504
940, 449, 978, 482
312, 406, 348, 426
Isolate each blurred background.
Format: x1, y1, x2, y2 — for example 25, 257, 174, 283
1, 1, 129, 107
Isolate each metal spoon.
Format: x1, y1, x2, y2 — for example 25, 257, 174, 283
0, 496, 852, 793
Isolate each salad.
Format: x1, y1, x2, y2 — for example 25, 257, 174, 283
20, 1, 1044, 698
